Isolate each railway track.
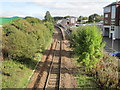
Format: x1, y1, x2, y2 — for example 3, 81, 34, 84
43, 27, 63, 89
42, 28, 62, 89
43, 40, 62, 89
28, 26, 64, 89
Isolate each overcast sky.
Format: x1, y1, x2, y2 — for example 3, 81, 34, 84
0, 0, 116, 19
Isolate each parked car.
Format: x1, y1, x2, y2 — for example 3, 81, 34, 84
109, 51, 120, 59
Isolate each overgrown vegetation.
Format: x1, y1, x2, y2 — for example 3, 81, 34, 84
3, 17, 54, 60
90, 54, 119, 89
2, 58, 39, 88
70, 25, 104, 70
2, 16, 55, 88
70, 25, 119, 89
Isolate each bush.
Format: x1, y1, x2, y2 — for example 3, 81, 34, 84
44, 21, 55, 35
3, 29, 37, 59
24, 16, 42, 26
70, 25, 104, 70
10, 19, 33, 32
2, 17, 54, 61
91, 54, 119, 89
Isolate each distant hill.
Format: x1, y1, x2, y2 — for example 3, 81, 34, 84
0, 16, 22, 25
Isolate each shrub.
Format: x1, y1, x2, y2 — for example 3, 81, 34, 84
44, 21, 55, 35
3, 29, 37, 59
2, 17, 54, 61
24, 16, 42, 25
70, 25, 104, 70
10, 19, 33, 32
91, 54, 119, 89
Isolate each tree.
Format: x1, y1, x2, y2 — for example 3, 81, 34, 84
88, 13, 102, 23
77, 16, 88, 23
3, 17, 55, 60
53, 16, 63, 23
44, 11, 53, 22
82, 17, 88, 20
64, 16, 71, 19
70, 25, 104, 70
77, 16, 83, 22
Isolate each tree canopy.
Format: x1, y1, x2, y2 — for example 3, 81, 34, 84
77, 16, 88, 22
88, 14, 103, 23
70, 25, 104, 70
2, 17, 55, 60
44, 11, 54, 22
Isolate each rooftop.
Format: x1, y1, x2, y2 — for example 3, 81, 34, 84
104, 1, 120, 8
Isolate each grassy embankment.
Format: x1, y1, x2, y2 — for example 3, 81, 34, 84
2, 17, 54, 88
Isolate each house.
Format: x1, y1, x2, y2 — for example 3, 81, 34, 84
103, 1, 120, 39
66, 16, 77, 25
58, 16, 77, 28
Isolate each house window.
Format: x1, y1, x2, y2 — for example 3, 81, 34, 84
105, 14, 108, 18
104, 7, 110, 13
111, 26, 115, 31
105, 20, 108, 24
111, 6, 116, 19
111, 19, 115, 25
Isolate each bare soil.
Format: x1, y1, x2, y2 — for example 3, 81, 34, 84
60, 40, 77, 89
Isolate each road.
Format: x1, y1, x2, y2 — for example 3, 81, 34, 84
103, 37, 120, 53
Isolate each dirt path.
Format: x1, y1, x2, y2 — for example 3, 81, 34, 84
27, 27, 77, 89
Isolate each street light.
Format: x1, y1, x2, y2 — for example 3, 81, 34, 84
112, 34, 115, 53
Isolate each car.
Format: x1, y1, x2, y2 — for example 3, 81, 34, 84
109, 51, 120, 59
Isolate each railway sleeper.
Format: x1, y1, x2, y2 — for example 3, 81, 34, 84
48, 81, 57, 85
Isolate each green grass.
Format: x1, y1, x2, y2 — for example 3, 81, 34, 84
76, 72, 98, 89
2, 39, 52, 88
2, 59, 36, 88
74, 61, 99, 89
2, 53, 42, 88
0, 17, 22, 25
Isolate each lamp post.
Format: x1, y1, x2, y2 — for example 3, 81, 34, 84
112, 34, 115, 53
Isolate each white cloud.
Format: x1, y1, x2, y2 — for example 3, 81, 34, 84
0, 0, 116, 18
35, 2, 105, 17
30, 0, 115, 17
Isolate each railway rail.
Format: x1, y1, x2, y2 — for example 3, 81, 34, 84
43, 27, 63, 89
28, 25, 64, 89
43, 40, 62, 89
31, 26, 63, 90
